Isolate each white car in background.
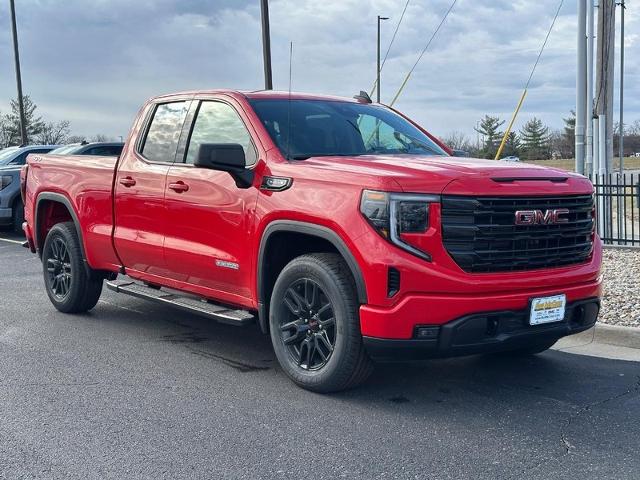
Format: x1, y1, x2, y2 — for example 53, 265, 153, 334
501, 155, 520, 162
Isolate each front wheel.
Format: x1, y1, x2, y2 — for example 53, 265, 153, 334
269, 253, 373, 393
42, 222, 103, 313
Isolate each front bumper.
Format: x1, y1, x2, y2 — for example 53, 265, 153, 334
359, 273, 602, 339
363, 297, 600, 361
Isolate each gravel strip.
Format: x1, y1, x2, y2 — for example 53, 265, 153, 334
599, 248, 640, 328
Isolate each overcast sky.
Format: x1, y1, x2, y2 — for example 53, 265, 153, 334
0, 0, 636, 141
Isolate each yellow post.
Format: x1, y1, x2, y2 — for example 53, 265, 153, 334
390, 72, 412, 107
494, 89, 528, 160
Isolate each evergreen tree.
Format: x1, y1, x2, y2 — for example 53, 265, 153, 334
519, 117, 551, 160
562, 110, 576, 158
5, 95, 45, 145
503, 131, 521, 157
474, 115, 505, 159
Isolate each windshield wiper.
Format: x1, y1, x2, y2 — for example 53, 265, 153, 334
393, 131, 444, 156
290, 153, 364, 161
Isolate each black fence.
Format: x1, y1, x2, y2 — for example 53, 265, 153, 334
590, 173, 640, 246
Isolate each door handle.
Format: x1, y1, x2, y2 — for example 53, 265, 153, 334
168, 181, 189, 193
119, 176, 136, 187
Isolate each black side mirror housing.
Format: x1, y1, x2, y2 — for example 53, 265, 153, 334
194, 143, 254, 188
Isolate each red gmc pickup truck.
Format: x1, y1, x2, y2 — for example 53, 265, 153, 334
21, 90, 602, 392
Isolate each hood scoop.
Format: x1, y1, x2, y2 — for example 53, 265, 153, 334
491, 176, 569, 183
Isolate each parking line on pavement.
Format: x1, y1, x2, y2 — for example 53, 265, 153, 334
0, 237, 24, 245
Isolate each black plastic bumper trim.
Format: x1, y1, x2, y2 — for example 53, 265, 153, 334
363, 297, 600, 361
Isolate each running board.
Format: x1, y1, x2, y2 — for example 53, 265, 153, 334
105, 280, 255, 326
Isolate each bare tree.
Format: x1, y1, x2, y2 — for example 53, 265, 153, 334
627, 120, 640, 136
36, 120, 71, 145
90, 134, 114, 142
66, 135, 86, 144
441, 131, 474, 152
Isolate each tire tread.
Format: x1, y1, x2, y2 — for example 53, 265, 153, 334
43, 222, 103, 313
270, 252, 373, 393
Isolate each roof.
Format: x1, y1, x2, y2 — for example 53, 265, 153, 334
18, 145, 60, 150
152, 89, 361, 103
243, 90, 360, 103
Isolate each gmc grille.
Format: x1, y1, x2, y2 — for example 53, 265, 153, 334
441, 194, 594, 273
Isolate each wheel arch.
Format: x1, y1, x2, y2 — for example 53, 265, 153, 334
257, 220, 367, 334
34, 192, 86, 262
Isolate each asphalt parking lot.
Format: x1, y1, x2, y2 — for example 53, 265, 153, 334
1, 231, 639, 479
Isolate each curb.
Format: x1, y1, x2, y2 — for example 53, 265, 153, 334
560, 323, 640, 350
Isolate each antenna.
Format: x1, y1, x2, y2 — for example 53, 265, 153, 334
286, 41, 293, 160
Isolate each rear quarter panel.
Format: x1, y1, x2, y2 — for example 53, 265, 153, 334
26, 153, 120, 270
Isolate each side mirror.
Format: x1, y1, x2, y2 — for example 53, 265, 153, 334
451, 149, 469, 157
194, 143, 254, 188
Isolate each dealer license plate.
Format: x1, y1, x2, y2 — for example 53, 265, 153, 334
529, 294, 566, 325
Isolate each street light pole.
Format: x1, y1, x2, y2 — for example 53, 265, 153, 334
619, 0, 625, 174
9, 0, 28, 146
376, 15, 389, 103
576, 0, 587, 175
260, 0, 273, 90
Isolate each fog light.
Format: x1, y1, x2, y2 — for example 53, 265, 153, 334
416, 326, 439, 340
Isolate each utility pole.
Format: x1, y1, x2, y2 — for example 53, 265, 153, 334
618, 0, 625, 174
595, 0, 616, 173
376, 16, 389, 103
9, 0, 28, 146
576, 0, 587, 175
586, 0, 595, 176
260, 0, 273, 90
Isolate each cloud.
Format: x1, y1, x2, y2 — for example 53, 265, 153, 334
0, 0, 634, 140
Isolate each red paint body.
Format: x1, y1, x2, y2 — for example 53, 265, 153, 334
22, 90, 602, 341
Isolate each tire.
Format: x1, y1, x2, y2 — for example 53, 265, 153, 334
497, 338, 558, 356
42, 222, 103, 313
12, 198, 24, 233
269, 253, 373, 393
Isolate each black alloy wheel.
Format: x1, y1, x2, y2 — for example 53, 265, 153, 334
269, 253, 374, 393
42, 222, 103, 313
45, 237, 72, 300
279, 278, 337, 371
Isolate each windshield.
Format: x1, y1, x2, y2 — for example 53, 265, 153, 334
250, 99, 447, 160
49, 144, 81, 155
0, 147, 21, 165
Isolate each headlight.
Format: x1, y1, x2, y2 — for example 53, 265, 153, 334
0, 176, 12, 191
360, 190, 438, 261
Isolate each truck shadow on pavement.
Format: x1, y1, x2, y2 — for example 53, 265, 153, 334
96, 295, 640, 411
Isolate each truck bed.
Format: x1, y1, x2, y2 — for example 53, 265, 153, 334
25, 153, 121, 270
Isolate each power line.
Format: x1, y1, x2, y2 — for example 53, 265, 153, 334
370, 0, 411, 97
524, 0, 564, 90
494, 0, 564, 160
381, 0, 410, 71
389, 0, 458, 106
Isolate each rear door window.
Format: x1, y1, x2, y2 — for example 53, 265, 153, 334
141, 102, 189, 163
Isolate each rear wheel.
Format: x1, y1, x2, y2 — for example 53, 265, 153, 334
42, 222, 103, 313
269, 253, 373, 393
12, 198, 24, 233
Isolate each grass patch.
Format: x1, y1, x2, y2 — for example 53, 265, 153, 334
526, 157, 640, 172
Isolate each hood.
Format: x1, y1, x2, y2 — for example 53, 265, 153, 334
299, 154, 592, 196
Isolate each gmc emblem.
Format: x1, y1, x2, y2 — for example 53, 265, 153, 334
514, 208, 570, 225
